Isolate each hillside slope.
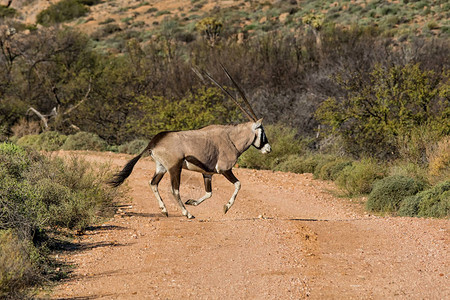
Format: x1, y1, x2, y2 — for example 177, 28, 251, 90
6, 0, 449, 42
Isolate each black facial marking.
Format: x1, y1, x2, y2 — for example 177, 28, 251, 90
254, 128, 269, 150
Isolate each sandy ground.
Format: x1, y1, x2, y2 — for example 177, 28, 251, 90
50, 151, 449, 299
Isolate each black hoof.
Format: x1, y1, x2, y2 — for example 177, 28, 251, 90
185, 199, 197, 206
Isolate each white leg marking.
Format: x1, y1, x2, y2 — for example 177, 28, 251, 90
150, 181, 167, 216
224, 181, 241, 213
172, 188, 194, 219
194, 192, 212, 205
150, 161, 168, 216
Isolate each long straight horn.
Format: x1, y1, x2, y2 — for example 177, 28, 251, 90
201, 69, 256, 122
220, 63, 258, 121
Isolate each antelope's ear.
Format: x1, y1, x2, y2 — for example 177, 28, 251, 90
252, 118, 263, 130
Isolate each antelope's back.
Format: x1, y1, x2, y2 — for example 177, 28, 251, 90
150, 127, 233, 172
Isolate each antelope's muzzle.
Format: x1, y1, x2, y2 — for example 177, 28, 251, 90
261, 143, 272, 154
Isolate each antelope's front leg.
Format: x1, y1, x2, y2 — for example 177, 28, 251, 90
222, 170, 241, 214
185, 174, 212, 206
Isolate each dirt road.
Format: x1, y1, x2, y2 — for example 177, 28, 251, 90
52, 151, 448, 299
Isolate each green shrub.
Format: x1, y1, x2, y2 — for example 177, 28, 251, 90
134, 87, 242, 137
238, 124, 308, 170
147, 7, 158, 13
0, 5, 16, 18
16, 134, 40, 149
315, 158, 353, 180
388, 161, 429, 184
99, 17, 115, 25
35, 178, 96, 229
273, 153, 346, 176
118, 139, 148, 155
399, 181, 450, 218
0, 143, 120, 297
367, 175, 427, 213
316, 64, 449, 158
17, 132, 67, 151
36, 131, 67, 151
298, 154, 326, 174
0, 143, 32, 179
155, 10, 171, 17
274, 155, 309, 173
336, 159, 385, 196
62, 132, 108, 151
36, 0, 89, 26
312, 155, 336, 178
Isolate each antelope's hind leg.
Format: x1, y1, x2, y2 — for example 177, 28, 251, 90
222, 170, 241, 214
169, 166, 194, 219
185, 174, 212, 206
149, 161, 168, 217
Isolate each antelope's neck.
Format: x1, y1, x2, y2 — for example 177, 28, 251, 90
228, 123, 254, 155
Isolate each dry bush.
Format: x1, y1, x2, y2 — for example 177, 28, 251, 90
11, 119, 41, 139
0, 230, 37, 299
427, 136, 450, 184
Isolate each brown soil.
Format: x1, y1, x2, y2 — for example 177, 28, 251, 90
51, 151, 449, 299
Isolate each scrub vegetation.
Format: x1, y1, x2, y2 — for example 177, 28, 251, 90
0, 142, 120, 297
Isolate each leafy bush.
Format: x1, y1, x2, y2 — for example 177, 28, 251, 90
16, 134, 40, 149
316, 64, 449, 159
336, 159, 385, 196
395, 125, 442, 165
388, 161, 429, 184
311, 155, 336, 178
118, 139, 148, 155
133, 87, 242, 137
399, 181, 450, 218
315, 158, 353, 180
0, 143, 32, 179
272, 155, 299, 173
367, 175, 427, 213
92, 23, 122, 40
17, 132, 67, 151
35, 131, 67, 151
36, 0, 89, 26
238, 124, 308, 170
62, 132, 108, 151
1, 152, 117, 235
0, 143, 119, 297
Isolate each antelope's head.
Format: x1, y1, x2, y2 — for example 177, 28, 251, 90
198, 64, 272, 154
252, 119, 271, 154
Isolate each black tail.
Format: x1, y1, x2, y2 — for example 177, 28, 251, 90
108, 154, 143, 187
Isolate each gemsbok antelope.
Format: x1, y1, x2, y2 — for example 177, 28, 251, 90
108, 65, 271, 219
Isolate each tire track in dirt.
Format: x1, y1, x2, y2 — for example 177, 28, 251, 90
51, 151, 449, 299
